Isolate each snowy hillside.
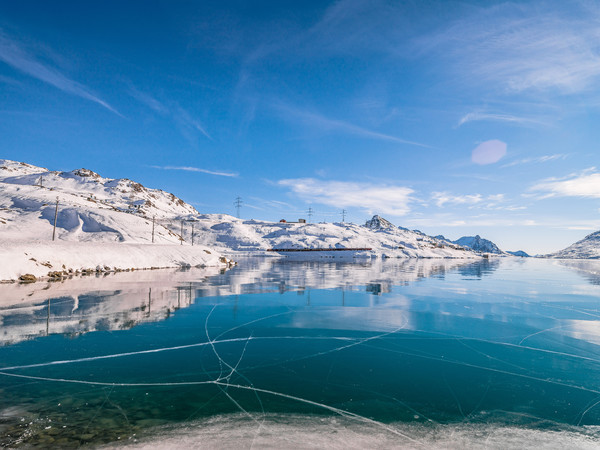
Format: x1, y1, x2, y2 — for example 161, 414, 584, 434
0, 160, 229, 280
548, 231, 600, 259
0, 159, 196, 244
452, 235, 505, 255
0, 160, 482, 281
191, 214, 479, 259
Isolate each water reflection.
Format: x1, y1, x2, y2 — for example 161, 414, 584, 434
0, 258, 488, 345
457, 257, 500, 278
557, 259, 600, 285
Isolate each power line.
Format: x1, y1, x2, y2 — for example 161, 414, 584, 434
234, 196, 243, 218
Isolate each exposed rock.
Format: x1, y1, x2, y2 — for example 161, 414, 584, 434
18, 273, 37, 283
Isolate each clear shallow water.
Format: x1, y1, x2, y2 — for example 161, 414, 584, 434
1, 258, 600, 448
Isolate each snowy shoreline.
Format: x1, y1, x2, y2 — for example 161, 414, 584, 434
0, 241, 234, 282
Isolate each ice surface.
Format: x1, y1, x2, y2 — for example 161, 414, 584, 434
2, 258, 600, 447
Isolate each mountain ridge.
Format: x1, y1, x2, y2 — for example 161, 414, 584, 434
0, 160, 481, 262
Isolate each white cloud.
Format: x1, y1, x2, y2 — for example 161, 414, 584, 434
0, 30, 119, 115
151, 165, 238, 177
471, 140, 507, 165
531, 168, 600, 198
278, 178, 414, 216
431, 192, 482, 207
431, 192, 509, 209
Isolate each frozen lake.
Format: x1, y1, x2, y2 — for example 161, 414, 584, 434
1, 258, 600, 448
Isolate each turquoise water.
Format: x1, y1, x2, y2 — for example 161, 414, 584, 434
1, 258, 600, 447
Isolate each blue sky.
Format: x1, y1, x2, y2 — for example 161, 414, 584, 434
1, 0, 600, 254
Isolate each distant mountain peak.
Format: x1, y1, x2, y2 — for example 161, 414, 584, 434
548, 229, 600, 259
364, 215, 395, 230
71, 168, 101, 179
453, 235, 503, 254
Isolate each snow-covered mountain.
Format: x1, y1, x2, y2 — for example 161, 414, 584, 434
190, 214, 479, 258
452, 235, 504, 254
548, 231, 600, 259
507, 250, 530, 257
365, 215, 396, 229
0, 159, 196, 244
0, 160, 229, 280
0, 160, 481, 279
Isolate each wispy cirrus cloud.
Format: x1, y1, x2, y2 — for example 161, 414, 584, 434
128, 86, 167, 114
531, 168, 600, 198
502, 153, 569, 168
151, 165, 238, 177
457, 112, 547, 127
278, 178, 414, 216
272, 102, 431, 148
127, 86, 212, 145
0, 30, 120, 115
418, 2, 600, 94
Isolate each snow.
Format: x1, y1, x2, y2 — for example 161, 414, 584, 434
548, 231, 600, 259
0, 241, 226, 281
0, 159, 483, 281
192, 214, 480, 259
0, 160, 230, 281
453, 235, 505, 254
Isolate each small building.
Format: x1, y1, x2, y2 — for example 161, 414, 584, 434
279, 218, 307, 224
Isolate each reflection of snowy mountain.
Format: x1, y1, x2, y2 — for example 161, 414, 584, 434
0, 267, 225, 345
0, 258, 485, 345
548, 231, 600, 259
194, 257, 481, 297
556, 259, 600, 285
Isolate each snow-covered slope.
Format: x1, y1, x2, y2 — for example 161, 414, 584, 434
507, 250, 530, 257
453, 235, 504, 254
0, 160, 230, 280
0, 159, 196, 244
0, 161, 480, 280
191, 214, 479, 259
548, 231, 600, 259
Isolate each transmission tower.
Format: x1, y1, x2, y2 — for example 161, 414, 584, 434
307, 207, 314, 223
341, 209, 347, 223
234, 196, 243, 218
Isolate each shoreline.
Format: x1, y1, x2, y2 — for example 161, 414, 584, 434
0, 241, 235, 283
